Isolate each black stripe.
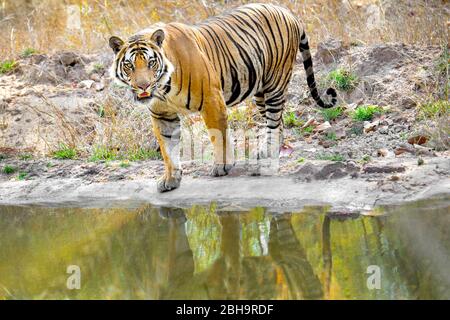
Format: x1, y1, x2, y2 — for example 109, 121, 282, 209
186, 74, 192, 110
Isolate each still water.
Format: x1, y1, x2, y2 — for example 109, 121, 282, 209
0, 197, 449, 300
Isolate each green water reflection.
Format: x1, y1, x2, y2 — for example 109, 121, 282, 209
0, 198, 449, 300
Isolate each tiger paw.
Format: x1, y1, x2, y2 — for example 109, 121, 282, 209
210, 163, 234, 177
157, 170, 182, 193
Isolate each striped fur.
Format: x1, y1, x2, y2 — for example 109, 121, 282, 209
109, 3, 337, 192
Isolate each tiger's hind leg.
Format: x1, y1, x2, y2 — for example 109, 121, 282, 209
255, 91, 285, 161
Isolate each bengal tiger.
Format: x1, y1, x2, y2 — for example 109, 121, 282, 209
109, 3, 337, 192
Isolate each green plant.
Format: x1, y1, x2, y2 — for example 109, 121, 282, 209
303, 126, 314, 134
120, 161, 130, 168
417, 100, 449, 119
327, 68, 358, 91
352, 105, 384, 121
21, 48, 37, 58
283, 111, 303, 128
0, 60, 18, 74
2, 165, 16, 174
46, 162, 54, 168
127, 148, 161, 161
52, 143, 77, 159
97, 105, 105, 118
435, 46, 449, 75
360, 155, 371, 164
316, 153, 345, 161
321, 106, 343, 121
89, 146, 118, 162
325, 131, 337, 140
17, 172, 27, 180
297, 157, 305, 163
19, 154, 33, 161
93, 63, 104, 72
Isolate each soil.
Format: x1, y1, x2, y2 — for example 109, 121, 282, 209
0, 40, 448, 210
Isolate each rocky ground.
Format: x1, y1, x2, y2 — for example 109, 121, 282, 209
0, 40, 448, 209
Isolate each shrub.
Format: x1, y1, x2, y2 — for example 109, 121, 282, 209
283, 111, 303, 128
417, 100, 449, 119
17, 172, 28, 180
0, 60, 17, 74
21, 48, 37, 58
2, 165, 16, 174
321, 106, 343, 121
352, 105, 384, 121
52, 143, 77, 159
327, 68, 358, 91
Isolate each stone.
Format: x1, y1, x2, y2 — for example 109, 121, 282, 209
314, 121, 331, 133
78, 80, 95, 89
364, 120, 379, 133
58, 52, 79, 67
363, 165, 406, 174
408, 135, 429, 145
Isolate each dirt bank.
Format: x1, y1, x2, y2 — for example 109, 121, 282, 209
0, 41, 448, 209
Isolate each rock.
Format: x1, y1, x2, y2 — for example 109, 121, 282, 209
58, 52, 79, 67
334, 128, 346, 140
378, 125, 389, 134
302, 117, 317, 129
408, 135, 429, 145
414, 145, 436, 157
279, 144, 294, 158
314, 121, 331, 133
315, 38, 347, 64
364, 120, 379, 133
29, 54, 47, 65
377, 148, 393, 157
363, 165, 406, 174
294, 162, 360, 181
94, 81, 105, 91
400, 96, 417, 109
90, 73, 101, 82
78, 80, 95, 89
394, 144, 415, 156
318, 140, 336, 148
315, 162, 360, 180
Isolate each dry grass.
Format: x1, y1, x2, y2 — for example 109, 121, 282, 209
0, 0, 448, 60
25, 88, 160, 159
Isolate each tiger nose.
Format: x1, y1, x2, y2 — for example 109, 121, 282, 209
137, 81, 150, 91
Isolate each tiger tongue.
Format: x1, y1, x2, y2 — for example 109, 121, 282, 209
138, 92, 150, 98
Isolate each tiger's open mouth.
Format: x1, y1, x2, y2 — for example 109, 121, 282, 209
137, 92, 151, 100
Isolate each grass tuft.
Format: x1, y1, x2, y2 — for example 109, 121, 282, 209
0, 60, 18, 74
352, 105, 384, 121
2, 165, 16, 174
283, 111, 304, 128
321, 106, 344, 122
417, 100, 449, 119
52, 143, 77, 159
327, 68, 358, 91
21, 48, 37, 58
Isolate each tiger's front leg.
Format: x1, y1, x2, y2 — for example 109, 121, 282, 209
151, 115, 182, 192
201, 93, 235, 177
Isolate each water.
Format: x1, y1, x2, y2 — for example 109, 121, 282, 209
0, 197, 449, 300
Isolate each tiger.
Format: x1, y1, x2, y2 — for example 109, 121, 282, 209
109, 3, 337, 192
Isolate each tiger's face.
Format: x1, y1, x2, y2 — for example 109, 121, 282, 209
109, 29, 172, 102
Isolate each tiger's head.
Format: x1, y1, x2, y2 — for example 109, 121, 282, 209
109, 29, 173, 102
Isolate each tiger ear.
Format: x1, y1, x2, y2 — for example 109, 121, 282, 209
109, 36, 124, 54
151, 29, 165, 47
